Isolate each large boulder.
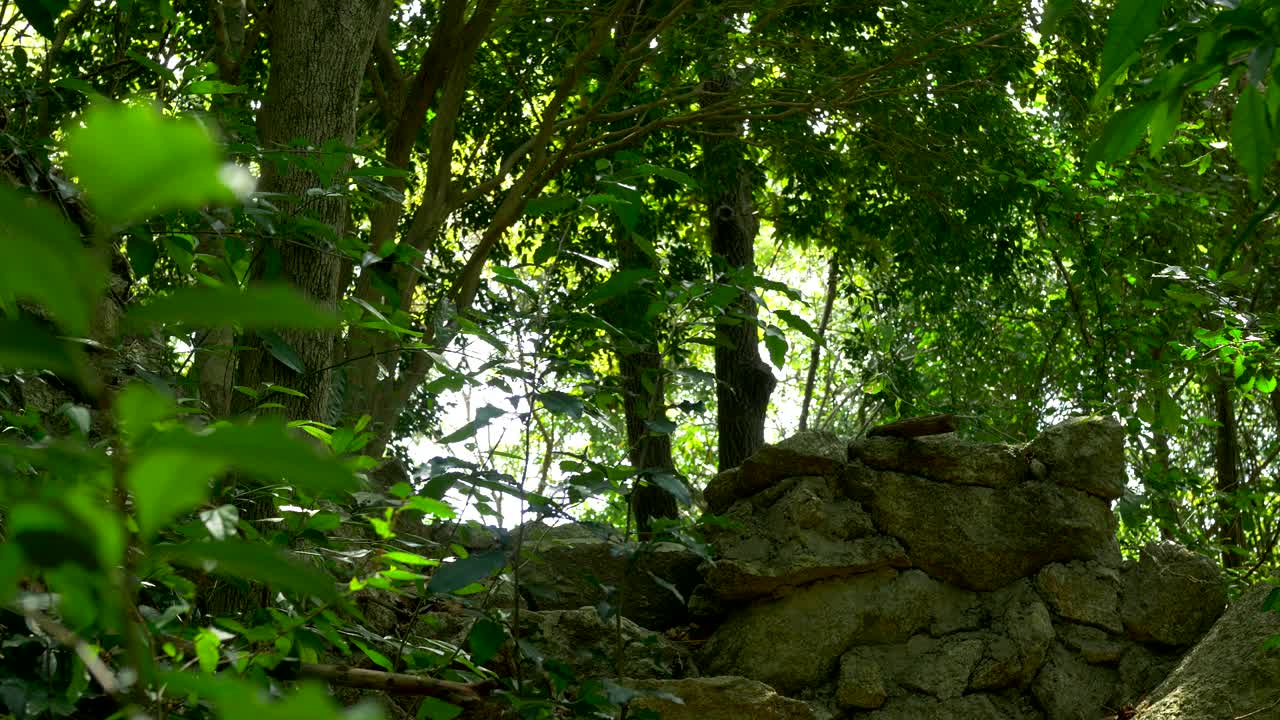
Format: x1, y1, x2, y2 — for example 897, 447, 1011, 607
849, 434, 1029, 489
1120, 542, 1225, 646
1024, 416, 1126, 500
845, 466, 1120, 591
702, 475, 909, 601
1135, 584, 1280, 720
1036, 560, 1123, 634
704, 431, 847, 513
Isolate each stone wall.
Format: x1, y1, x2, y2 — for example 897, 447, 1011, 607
690, 417, 1226, 719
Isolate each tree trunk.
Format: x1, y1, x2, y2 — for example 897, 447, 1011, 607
800, 255, 839, 431
209, 0, 384, 617
1212, 374, 1245, 569
232, 0, 384, 422
607, 231, 678, 539
703, 81, 775, 471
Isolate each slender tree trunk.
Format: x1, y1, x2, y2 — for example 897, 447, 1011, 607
703, 77, 775, 471
800, 255, 839, 432
1212, 374, 1245, 569
607, 231, 678, 539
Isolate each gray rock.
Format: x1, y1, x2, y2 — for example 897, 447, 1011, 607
970, 580, 1054, 690
517, 608, 694, 680
702, 475, 909, 601
515, 521, 701, 630
624, 676, 826, 720
862, 693, 1041, 720
837, 647, 889, 710
1056, 622, 1127, 664
705, 431, 847, 513
897, 634, 986, 699
1117, 644, 1181, 704
1120, 542, 1225, 646
850, 435, 1029, 488
1135, 584, 1280, 720
850, 470, 1120, 591
700, 569, 975, 694
1031, 642, 1120, 720
1025, 416, 1125, 500
1036, 561, 1123, 633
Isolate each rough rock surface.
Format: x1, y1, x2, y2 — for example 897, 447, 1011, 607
850, 434, 1028, 488
625, 676, 827, 720
516, 608, 695, 680
1120, 541, 1226, 646
1135, 584, 1280, 720
1036, 561, 1123, 633
704, 431, 847, 513
1024, 415, 1126, 499
514, 521, 702, 630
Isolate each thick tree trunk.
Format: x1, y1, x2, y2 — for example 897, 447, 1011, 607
1212, 374, 1245, 569
232, 0, 384, 422
209, 0, 383, 617
703, 94, 775, 471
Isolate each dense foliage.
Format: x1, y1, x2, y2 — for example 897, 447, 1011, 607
0, 0, 1277, 718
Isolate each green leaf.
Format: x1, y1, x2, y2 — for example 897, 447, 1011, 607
0, 318, 93, 389
116, 382, 177, 442
633, 163, 700, 189
1231, 84, 1275, 197
427, 549, 508, 594
648, 471, 692, 507
404, 496, 457, 519
525, 194, 578, 216
63, 103, 233, 226
194, 628, 221, 672
182, 80, 245, 95
147, 422, 359, 495
156, 540, 340, 602
15, 0, 68, 39
1146, 97, 1183, 157
1099, 0, 1166, 91
1257, 375, 1277, 393
1264, 587, 1280, 613
1087, 101, 1160, 166
0, 543, 24, 608
644, 418, 677, 435
260, 330, 307, 374
763, 325, 788, 369
537, 391, 584, 418
582, 269, 656, 306
775, 309, 821, 343
125, 285, 339, 331
467, 618, 506, 666
129, 451, 222, 541
0, 187, 105, 335
417, 697, 463, 720
381, 551, 440, 567
350, 638, 394, 671
438, 404, 506, 445
126, 235, 160, 277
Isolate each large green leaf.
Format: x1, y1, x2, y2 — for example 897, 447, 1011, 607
63, 103, 233, 226
0, 318, 93, 389
162, 672, 377, 720
146, 422, 359, 495
1087, 101, 1160, 166
128, 451, 223, 540
155, 541, 341, 602
437, 405, 506, 445
124, 285, 340, 331
427, 549, 508, 594
0, 187, 104, 336
1099, 0, 1167, 91
15, 0, 68, 39
1231, 84, 1275, 197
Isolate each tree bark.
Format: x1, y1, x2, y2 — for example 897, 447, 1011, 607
232, 0, 384, 422
799, 255, 839, 431
703, 77, 775, 471
1212, 374, 1245, 569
